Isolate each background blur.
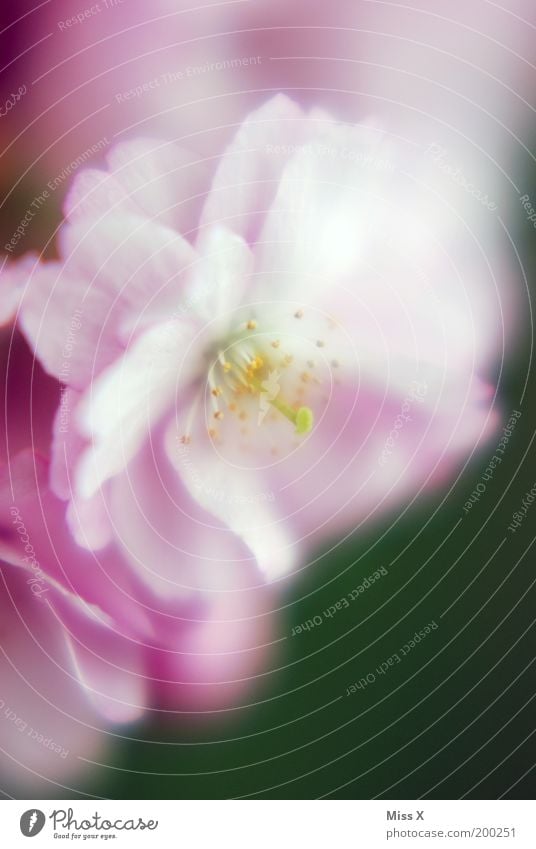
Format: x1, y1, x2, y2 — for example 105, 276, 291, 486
1, 0, 535, 799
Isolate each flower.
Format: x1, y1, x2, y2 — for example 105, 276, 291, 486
4, 94, 499, 737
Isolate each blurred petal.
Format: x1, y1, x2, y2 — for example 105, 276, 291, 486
200, 94, 311, 243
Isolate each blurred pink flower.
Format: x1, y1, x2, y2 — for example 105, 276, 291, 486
0, 454, 106, 794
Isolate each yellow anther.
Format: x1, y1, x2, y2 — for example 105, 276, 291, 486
246, 319, 257, 330
214, 411, 224, 421
211, 387, 222, 397
271, 340, 281, 348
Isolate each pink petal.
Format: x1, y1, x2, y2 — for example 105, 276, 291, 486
164, 416, 298, 581
0, 255, 38, 326
199, 94, 311, 244
18, 214, 197, 387
59, 605, 147, 725
74, 317, 199, 499
0, 451, 153, 641
63, 167, 136, 222
0, 566, 105, 794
